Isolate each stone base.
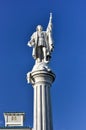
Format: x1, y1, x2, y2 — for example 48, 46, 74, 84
27, 62, 55, 84
27, 62, 55, 130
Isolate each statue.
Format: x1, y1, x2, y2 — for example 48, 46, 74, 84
27, 13, 54, 63
27, 13, 55, 84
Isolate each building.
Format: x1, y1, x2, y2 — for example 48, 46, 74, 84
4, 113, 25, 127
0, 112, 31, 130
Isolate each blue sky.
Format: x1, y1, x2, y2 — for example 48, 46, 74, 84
0, 0, 86, 130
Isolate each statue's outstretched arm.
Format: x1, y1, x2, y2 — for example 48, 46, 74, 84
27, 33, 35, 47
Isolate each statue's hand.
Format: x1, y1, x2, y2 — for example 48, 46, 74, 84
27, 39, 35, 47
50, 44, 54, 52
27, 41, 32, 47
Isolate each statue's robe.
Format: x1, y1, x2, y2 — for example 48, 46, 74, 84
30, 31, 53, 60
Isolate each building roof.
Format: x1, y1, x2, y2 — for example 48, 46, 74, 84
4, 112, 25, 115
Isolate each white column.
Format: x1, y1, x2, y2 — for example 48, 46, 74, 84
28, 70, 55, 130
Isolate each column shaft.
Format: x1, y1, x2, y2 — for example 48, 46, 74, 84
29, 70, 55, 130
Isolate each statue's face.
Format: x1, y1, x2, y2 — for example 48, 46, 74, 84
36, 25, 43, 31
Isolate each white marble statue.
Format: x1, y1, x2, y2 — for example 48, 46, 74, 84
27, 13, 54, 63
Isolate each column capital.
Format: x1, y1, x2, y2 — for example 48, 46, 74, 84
27, 70, 55, 86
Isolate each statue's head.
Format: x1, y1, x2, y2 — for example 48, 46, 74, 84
36, 25, 43, 31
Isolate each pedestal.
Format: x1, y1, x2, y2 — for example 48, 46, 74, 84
27, 69, 55, 130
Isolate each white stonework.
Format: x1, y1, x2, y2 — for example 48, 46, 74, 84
27, 13, 55, 130
27, 70, 55, 130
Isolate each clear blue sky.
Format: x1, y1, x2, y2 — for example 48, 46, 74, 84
0, 0, 86, 130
